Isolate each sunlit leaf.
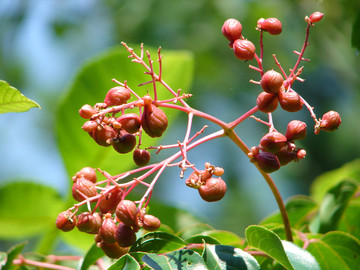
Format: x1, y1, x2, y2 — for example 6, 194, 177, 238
78, 243, 104, 270
0, 182, 64, 239
307, 231, 360, 270
108, 254, 140, 270
204, 245, 260, 270
201, 230, 244, 248
282, 241, 320, 270
2, 242, 26, 270
142, 250, 206, 270
0, 80, 40, 113
56, 45, 194, 178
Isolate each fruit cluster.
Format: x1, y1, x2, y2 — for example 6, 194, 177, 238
79, 87, 169, 166
56, 166, 161, 258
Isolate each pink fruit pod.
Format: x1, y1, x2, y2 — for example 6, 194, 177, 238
222, 18, 242, 43
308, 12, 324, 23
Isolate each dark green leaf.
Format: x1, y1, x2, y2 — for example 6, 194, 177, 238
310, 159, 360, 202
201, 230, 244, 248
3, 242, 26, 270
0, 80, 40, 113
142, 250, 206, 270
108, 254, 140, 270
78, 243, 104, 270
309, 180, 358, 233
56, 45, 194, 178
261, 195, 317, 229
351, 10, 360, 50
130, 232, 187, 253
307, 231, 360, 270
185, 234, 221, 245
0, 182, 64, 239
338, 199, 360, 239
245, 225, 294, 270
204, 245, 260, 270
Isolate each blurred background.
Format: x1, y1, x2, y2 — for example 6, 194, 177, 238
0, 0, 359, 245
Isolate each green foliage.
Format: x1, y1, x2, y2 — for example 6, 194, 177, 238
0, 80, 40, 113
351, 10, 360, 50
108, 254, 140, 270
56, 45, 194, 178
78, 243, 104, 270
1, 242, 26, 270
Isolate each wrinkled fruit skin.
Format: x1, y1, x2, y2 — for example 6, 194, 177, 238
258, 18, 282, 35
98, 217, 117, 244
256, 92, 278, 113
75, 167, 97, 183
133, 149, 151, 166
72, 177, 98, 202
141, 104, 168, 138
104, 86, 131, 106
76, 212, 102, 234
56, 211, 76, 232
232, 39, 256, 61
115, 223, 137, 247
222, 18, 242, 43
116, 113, 141, 134
320, 110, 341, 131
141, 214, 161, 231
91, 125, 116, 147
285, 120, 307, 141
116, 200, 138, 227
98, 187, 123, 214
278, 90, 303, 112
275, 146, 297, 166
99, 241, 129, 259
198, 177, 227, 202
254, 151, 281, 173
79, 104, 97, 119
260, 132, 288, 153
260, 70, 283, 94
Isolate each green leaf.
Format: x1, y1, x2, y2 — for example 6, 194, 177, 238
261, 195, 317, 229
281, 241, 320, 270
56, 45, 194, 177
3, 242, 26, 270
309, 180, 358, 233
204, 245, 260, 270
245, 225, 294, 270
307, 231, 360, 270
338, 199, 360, 239
0, 80, 40, 113
142, 250, 206, 270
185, 234, 221, 245
130, 232, 187, 254
201, 230, 244, 248
351, 10, 360, 50
310, 159, 360, 202
78, 243, 104, 270
0, 182, 64, 239
60, 227, 95, 251
108, 254, 140, 270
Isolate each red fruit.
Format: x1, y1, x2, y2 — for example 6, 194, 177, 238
116, 113, 141, 134
258, 18, 282, 35
278, 90, 303, 112
232, 39, 256, 60
133, 149, 151, 166
320, 111, 341, 131
308, 12, 324, 23
185, 170, 212, 189
260, 132, 288, 153
76, 212, 102, 234
98, 187, 123, 214
82, 121, 98, 133
198, 177, 227, 202
297, 149, 307, 159
115, 200, 138, 227
256, 92, 278, 113
260, 70, 283, 94
99, 241, 129, 259
79, 104, 97, 119
98, 215, 117, 244
91, 125, 116, 147
104, 86, 131, 106
222, 18, 242, 43
275, 146, 296, 166
112, 132, 136, 154
254, 151, 280, 173
141, 214, 161, 231
213, 167, 224, 176
115, 223, 137, 247
56, 211, 76, 232
285, 120, 307, 141
72, 177, 98, 202
75, 167, 97, 183
141, 103, 168, 138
